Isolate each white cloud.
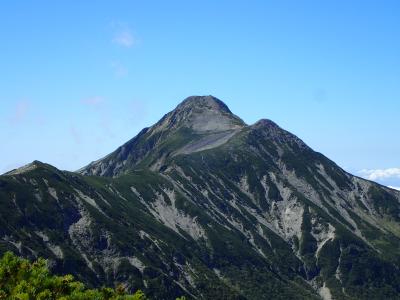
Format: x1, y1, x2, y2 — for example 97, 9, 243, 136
358, 168, 400, 181
113, 30, 135, 47
110, 21, 137, 48
388, 186, 400, 191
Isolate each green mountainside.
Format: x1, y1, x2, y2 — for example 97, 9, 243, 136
1, 96, 400, 299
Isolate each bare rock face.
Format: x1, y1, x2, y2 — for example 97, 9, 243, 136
78, 95, 246, 177
4, 161, 47, 176
148, 95, 245, 134
168, 95, 245, 132
4, 163, 39, 176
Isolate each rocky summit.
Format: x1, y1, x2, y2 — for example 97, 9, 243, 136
1, 96, 400, 299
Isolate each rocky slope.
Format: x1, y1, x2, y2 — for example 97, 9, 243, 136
1, 96, 400, 299
79, 96, 245, 177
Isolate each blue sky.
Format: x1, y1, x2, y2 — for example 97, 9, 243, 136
1, 1, 399, 189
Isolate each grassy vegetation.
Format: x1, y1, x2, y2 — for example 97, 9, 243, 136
368, 186, 400, 221
0, 252, 148, 300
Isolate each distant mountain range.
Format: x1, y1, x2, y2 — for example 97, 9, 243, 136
1, 96, 400, 299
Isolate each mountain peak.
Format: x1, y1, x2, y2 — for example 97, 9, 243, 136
177, 95, 232, 114
3, 160, 44, 176
79, 96, 246, 176
159, 95, 245, 133
253, 119, 279, 128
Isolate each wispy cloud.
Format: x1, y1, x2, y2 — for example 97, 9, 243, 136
388, 186, 400, 191
358, 168, 400, 181
110, 21, 137, 48
113, 29, 135, 47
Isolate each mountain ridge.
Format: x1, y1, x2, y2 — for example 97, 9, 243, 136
1, 95, 400, 299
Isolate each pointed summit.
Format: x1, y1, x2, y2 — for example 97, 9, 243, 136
3, 160, 58, 176
177, 95, 233, 114
3, 162, 39, 175
79, 95, 246, 176
156, 95, 245, 133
